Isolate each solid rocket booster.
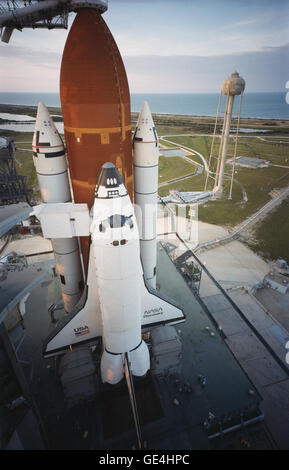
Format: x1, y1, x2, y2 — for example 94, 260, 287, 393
133, 102, 159, 289
32, 102, 84, 313
32, 102, 70, 203
60, 10, 133, 268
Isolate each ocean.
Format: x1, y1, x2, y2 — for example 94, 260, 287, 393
0, 92, 288, 120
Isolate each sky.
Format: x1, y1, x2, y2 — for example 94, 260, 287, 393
0, 0, 288, 93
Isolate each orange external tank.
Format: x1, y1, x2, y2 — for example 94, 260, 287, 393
60, 10, 133, 267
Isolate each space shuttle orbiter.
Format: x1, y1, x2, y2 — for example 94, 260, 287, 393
34, 162, 185, 384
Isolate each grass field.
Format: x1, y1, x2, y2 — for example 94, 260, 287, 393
5, 131, 40, 200
159, 134, 289, 226
248, 196, 289, 264
162, 135, 289, 167
158, 155, 196, 183
158, 173, 206, 195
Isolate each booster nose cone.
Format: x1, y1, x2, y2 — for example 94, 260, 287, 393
133, 101, 158, 144
32, 102, 64, 157
95, 162, 128, 199
32, 102, 70, 203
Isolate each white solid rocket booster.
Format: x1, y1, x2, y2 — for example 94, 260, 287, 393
32, 102, 83, 313
133, 102, 159, 289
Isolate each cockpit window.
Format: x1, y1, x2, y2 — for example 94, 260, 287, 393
109, 214, 126, 228
99, 214, 134, 232
99, 219, 109, 232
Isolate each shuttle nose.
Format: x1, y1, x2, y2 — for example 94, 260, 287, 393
95, 162, 128, 199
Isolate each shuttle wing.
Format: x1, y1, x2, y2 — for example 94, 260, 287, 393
43, 248, 102, 357
141, 283, 185, 328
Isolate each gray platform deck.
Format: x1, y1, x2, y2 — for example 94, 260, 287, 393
0, 203, 31, 237
202, 291, 289, 449
0, 261, 51, 322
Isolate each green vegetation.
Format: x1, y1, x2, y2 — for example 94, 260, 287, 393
163, 135, 209, 156
249, 197, 289, 264
196, 167, 289, 226
1, 131, 40, 200
162, 135, 289, 167
159, 134, 289, 226
159, 139, 204, 166
158, 155, 196, 183
159, 173, 206, 196
134, 111, 289, 136
0, 103, 62, 119
159, 139, 176, 148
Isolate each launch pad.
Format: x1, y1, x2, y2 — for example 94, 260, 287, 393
0, 241, 268, 450
0, 0, 286, 452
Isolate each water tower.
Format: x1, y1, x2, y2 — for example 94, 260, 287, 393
205, 71, 245, 197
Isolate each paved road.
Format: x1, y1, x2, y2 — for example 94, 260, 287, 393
271, 164, 289, 169
257, 136, 289, 144
160, 135, 209, 172
17, 148, 33, 153
159, 169, 202, 188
